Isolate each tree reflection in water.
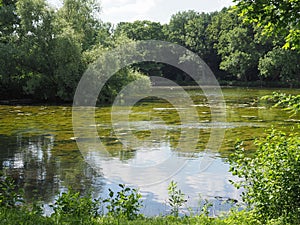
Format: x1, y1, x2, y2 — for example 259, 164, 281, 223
0, 134, 104, 203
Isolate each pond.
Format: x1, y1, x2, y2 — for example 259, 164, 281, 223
0, 87, 299, 216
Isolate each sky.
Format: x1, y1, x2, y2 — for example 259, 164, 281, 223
49, 0, 234, 25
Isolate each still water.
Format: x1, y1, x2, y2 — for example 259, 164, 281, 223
0, 87, 299, 215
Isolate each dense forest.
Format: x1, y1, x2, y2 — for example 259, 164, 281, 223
1, 0, 300, 102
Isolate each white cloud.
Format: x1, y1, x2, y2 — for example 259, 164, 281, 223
217, 0, 234, 9
101, 0, 136, 6
48, 0, 234, 24
48, 0, 63, 8
106, 0, 155, 14
101, 0, 160, 23
100, 0, 233, 24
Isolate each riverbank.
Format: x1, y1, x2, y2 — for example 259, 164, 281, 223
178, 80, 300, 88
0, 84, 299, 106
0, 206, 294, 225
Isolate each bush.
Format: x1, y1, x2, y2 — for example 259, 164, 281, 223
103, 184, 142, 220
229, 129, 300, 223
50, 189, 100, 219
98, 68, 151, 104
261, 92, 300, 116
0, 207, 53, 225
0, 173, 23, 208
167, 181, 186, 217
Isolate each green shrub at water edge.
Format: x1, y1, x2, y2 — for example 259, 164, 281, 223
229, 129, 300, 224
261, 92, 300, 116
103, 184, 143, 220
0, 208, 267, 225
0, 173, 23, 208
50, 189, 101, 219
0, 186, 291, 224
167, 180, 187, 217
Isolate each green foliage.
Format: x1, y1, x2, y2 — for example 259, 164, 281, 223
229, 130, 300, 224
0, 0, 121, 102
0, 172, 45, 216
164, 10, 216, 58
179, 12, 213, 56
51, 26, 83, 101
166, 10, 199, 46
26, 200, 44, 216
233, 0, 300, 50
4, 206, 287, 225
0, 207, 54, 225
103, 184, 142, 220
1, 0, 300, 101
258, 48, 300, 85
57, 0, 101, 51
50, 189, 100, 218
217, 26, 260, 81
114, 20, 165, 41
98, 68, 151, 104
162, 10, 225, 81
0, 177, 296, 224
206, 8, 239, 46
0, 173, 23, 208
167, 181, 187, 217
261, 92, 300, 116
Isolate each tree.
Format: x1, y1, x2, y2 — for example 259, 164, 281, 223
16, 0, 60, 100
206, 8, 238, 47
113, 20, 166, 78
82, 33, 151, 104
233, 0, 300, 50
258, 48, 300, 86
165, 10, 199, 47
0, 0, 23, 97
57, 0, 101, 51
52, 27, 83, 100
0, 0, 19, 43
17, 0, 107, 101
207, 7, 288, 82
209, 9, 262, 81
183, 12, 222, 78
163, 10, 223, 83
114, 20, 165, 41
184, 12, 214, 57
217, 25, 261, 81
206, 8, 240, 80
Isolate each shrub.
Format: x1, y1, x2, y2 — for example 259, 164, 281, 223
0, 173, 23, 208
50, 189, 100, 219
229, 129, 300, 223
167, 181, 187, 217
0, 207, 53, 225
103, 184, 142, 220
261, 92, 300, 116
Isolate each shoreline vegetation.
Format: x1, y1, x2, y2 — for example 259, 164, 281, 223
0, 85, 299, 106
0, 207, 265, 225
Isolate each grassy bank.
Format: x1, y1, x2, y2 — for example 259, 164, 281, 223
0, 178, 292, 225
0, 207, 264, 225
1, 207, 296, 225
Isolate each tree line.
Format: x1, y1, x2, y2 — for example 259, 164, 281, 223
1, 0, 300, 102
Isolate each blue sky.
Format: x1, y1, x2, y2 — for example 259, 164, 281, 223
48, 0, 234, 24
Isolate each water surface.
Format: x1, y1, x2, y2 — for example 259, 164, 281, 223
0, 87, 299, 215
